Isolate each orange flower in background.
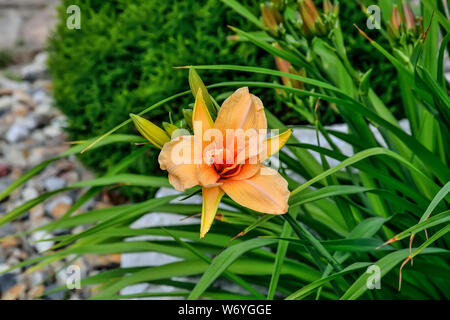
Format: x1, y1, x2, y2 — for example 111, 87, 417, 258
157, 87, 292, 237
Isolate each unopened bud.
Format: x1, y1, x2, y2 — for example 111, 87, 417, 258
261, 2, 283, 37
323, 0, 335, 14
182, 109, 193, 130
389, 5, 402, 38
298, 0, 324, 36
130, 114, 170, 149
402, 2, 416, 32
162, 122, 178, 137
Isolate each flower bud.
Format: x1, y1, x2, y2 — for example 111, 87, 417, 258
261, 2, 283, 37
182, 108, 193, 129
289, 66, 306, 89
162, 121, 178, 137
130, 114, 170, 149
388, 5, 402, 38
298, 0, 325, 37
402, 2, 416, 33
323, 0, 338, 15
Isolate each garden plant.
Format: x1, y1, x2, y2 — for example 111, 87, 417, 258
0, 0, 449, 300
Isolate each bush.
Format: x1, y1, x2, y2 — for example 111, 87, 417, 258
48, 0, 273, 192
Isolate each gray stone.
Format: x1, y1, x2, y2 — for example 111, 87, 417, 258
43, 176, 66, 191
0, 96, 13, 112
0, 178, 13, 195
21, 186, 38, 201
5, 123, 29, 143
21, 52, 48, 81
0, 224, 15, 238
45, 195, 72, 214
30, 230, 54, 253
45, 284, 65, 300
15, 116, 37, 130
0, 10, 22, 50
0, 273, 17, 295
43, 124, 61, 138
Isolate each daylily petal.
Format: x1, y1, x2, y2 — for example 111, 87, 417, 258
228, 164, 260, 181
214, 87, 267, 133
260, 129, 292, 161
130, 114, 170, 149
200, 186, 224, 238
234, 128, 292, 164
192, 89, 214, 137
196, 164, 220, 187
158, 135, 199, 191
220, 165, 289, 214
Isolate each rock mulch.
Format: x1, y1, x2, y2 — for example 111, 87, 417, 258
0, 54, 121, 300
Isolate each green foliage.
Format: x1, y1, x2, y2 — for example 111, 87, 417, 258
48, 0, 273, 189
2, 0, 449, 300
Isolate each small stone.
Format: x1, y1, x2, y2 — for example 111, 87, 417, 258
0, 273, 17, 295
29, 204, 46, 228
86, 254, 121, 268
29, 285, 45, 299
1, 236, 21, 249
2, 283, 26, 300
0, 96, 13, 112
0, 178, 13, 194
43, 176, 66, 191
11, 248, 27, 260
30, 231, 54, 253
14, 90, 35, 109
45, 195, 72, 215
0, 264, 10, 273
0, 88, 13, 96
43, 125, 62, 138
16, 116, 38, 130
30, 271, 45, 286
22, 186, 39, 201
0, 163, 11, 177
60, 171, 79, 185
0, 224, 15, 238
45, 284, 65, 300
5, 124, 29, 143
50, 202, 71, 219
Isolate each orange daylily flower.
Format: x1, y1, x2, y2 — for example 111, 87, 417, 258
158, 87, 292, 237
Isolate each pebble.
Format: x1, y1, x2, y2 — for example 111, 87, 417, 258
2, 283, 26, 300
30, 231, 54, 253
22, 186, 38, 201
43, 124, 62, 138
50, 202, 71, 219
1, 237, 21, 249
5, 123, 29, 143
0, 273, 17, 295
45, 195, 72, 214
0, 163, 12, 177
43, 176, 66, 191
29, 285, 45, 299
0, 96, 12, 112
0, 224, 16, 238
0, 55, 110, 300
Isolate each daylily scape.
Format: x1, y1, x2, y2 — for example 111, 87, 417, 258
131, 86, 292, 237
